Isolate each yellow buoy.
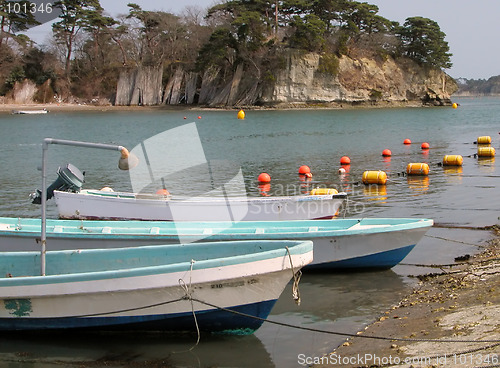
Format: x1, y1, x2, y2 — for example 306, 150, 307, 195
477, 136, 492, 145
452, 102, 458, 109
443, 155, 463, 166
310, 188, 338, 195
362, 170, 387, 185
406, 163, 429, 176
237, 109, 245, 120
477, 146, 496, 157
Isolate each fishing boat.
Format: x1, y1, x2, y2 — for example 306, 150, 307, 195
53, 189, 347, 221
0, 239, 312, 332
0, 217, 433, 270
12, 108, 48, 114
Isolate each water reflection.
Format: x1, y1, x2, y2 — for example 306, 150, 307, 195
362, 184, 387, 202
477, 157, 495, 173
0, 331, 273, 368
257, 270, 408, 367
407, 176, 430, 194
443, 166, 463, 185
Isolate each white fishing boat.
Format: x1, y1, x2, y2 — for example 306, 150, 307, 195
53, 189, 347, 221
12, 108, 48, 114
30, 135, 346, 222
0, 239, 312, 332
0, 217, 433, 270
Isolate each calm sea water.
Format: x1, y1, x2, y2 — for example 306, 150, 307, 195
0, 97, 498, 367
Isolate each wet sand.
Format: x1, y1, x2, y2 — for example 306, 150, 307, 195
315, 226, 500, 368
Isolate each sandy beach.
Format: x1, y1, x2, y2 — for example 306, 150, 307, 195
314, 226, 500, 368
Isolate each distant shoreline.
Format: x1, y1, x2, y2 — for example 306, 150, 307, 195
452, 93, 500, 97
0, 103, 196, 113
0, 100, 443, 113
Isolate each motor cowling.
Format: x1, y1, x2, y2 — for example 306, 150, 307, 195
31, 163, 85, 204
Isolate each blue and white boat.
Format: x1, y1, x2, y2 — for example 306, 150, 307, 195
0, 239, 312, 332
0, 217, 433, 270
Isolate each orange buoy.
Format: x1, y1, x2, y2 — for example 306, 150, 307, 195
403, 138, 412, 145
477, 146, 496, 157
257, 172, 271, 183
340, 156, 351, 165
156, 189, 170, 196
443, 155, 463, 166
421, 142, 430, 150
310, 188, 338, 195
197, 116, 202, 119
382, 149, 392, 157
298, 165, 311, 175
477, 136, 492, 145
362, 170, 387, 185
237, 109, 245, 120
407, 163, 429, 176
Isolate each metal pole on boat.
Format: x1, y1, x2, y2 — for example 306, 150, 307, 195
40, 138, 138, 276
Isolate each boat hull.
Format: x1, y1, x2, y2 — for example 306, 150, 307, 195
53, 190, 347, 221
0, 217, 433, 270
12, 110, 48, 114
0, 240, 312, 332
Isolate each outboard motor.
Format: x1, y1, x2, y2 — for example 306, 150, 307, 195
31, 163, 85, 204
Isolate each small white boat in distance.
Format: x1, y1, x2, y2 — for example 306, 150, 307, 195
12, 108, 48, 114
0, 239, 312, 332
53, 189, 347, 221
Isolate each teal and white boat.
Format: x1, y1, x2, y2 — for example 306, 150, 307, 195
0, 239, 312, 332
0, 217, 433, 270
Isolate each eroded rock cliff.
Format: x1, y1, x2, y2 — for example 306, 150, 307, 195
115, 50, 457, 107
268, 50, 457, 107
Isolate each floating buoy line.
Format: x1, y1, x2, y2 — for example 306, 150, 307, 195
253, 133, 495, 195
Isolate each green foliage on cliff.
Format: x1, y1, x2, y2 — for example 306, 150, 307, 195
396, 17, 452, 69
317, 53, 340, 76
289, 15, 327, 52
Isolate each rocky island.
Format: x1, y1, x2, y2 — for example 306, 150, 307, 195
1, 1, 456, 108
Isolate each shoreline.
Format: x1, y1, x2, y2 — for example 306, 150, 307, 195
0, 99, 449, 113
315, 226, 500, 368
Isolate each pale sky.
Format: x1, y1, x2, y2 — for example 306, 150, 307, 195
29, 0, 500, 80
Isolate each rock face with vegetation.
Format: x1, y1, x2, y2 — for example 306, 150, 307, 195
1, 0, 456, 107
268, 51, 456, 106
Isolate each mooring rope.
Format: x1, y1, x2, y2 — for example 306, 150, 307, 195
424, 233, 487, 247
178, 259, 200, 352
190, 297, 500, 344
285, 246, 302, 305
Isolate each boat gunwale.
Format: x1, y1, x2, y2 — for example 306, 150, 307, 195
0, 240, 313, 287
0, 217, 434, 240
57, 189, 348, 204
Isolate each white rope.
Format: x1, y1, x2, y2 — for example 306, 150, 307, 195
285, 246, 302, 306
177, 259, 200, 352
